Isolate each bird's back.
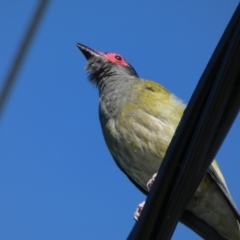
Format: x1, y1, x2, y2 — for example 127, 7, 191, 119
100, 79, 240, 239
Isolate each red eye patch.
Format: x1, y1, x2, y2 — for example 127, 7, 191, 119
102, 53, 130, 67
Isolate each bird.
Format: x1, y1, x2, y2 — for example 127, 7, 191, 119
77, 42, 240, 240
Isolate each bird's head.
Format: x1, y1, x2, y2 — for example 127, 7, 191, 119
77, 43, 138, 86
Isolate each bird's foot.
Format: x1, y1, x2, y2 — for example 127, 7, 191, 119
134, 201, 145, 221
147, 173, 157, 190
134, 173, 157, 221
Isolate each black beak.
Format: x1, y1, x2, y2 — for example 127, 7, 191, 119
76, 43, 101, 60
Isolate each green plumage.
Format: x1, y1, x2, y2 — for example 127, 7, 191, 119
77, 43, 240, 239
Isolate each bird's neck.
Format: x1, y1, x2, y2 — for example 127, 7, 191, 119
98, 75, 137, 122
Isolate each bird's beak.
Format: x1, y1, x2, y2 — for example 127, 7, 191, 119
76, 43, 101, 60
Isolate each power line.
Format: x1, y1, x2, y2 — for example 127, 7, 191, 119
0, 0, 49, 118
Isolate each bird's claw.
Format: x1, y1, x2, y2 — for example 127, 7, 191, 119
134, 201, 145, 221
147, 173, 157, 190
134, 173, 157, 220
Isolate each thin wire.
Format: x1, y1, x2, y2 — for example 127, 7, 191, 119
0, 0, 49, 118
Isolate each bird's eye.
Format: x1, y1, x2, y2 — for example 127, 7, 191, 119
115, 55, 122, 61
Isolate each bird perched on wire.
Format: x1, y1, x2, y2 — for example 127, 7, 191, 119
77, 43, 240, 240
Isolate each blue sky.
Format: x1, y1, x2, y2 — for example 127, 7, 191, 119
1, 1, 239, 239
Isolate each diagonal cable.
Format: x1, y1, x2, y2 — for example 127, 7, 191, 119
0, 0, 49, 117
